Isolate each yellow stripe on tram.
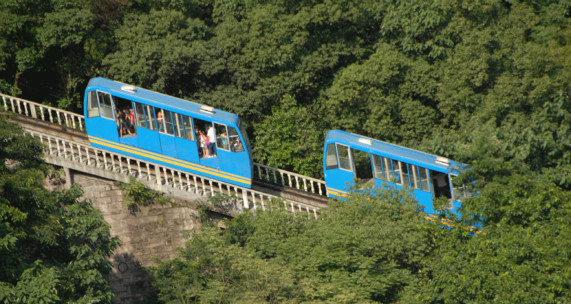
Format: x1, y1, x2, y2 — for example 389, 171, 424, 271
327, 187, 486, 235
88, 135, 251, 185
326, 187, 349, 198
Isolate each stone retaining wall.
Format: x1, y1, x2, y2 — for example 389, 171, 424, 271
72, 172, 202, 304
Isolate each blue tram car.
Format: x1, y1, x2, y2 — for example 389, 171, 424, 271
84, 77, 253, 188
323, 130, 472, 216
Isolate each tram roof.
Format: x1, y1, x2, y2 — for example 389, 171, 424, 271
326, 130, 466, 174
87, 77, 240, 124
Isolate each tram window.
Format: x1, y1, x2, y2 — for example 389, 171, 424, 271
325, 143, 338, 170
134, 102, 146, 128
158, 109, 174, 135
215, 123, 230, 151
97, 91, 114, 119
392, 159, 402, 184
182, 115, 194, 140
156, 109, 165, 133
238, 121, 251, 151
372, 155, 385, 179
419, 167, 430, 192
87, 91, 100, 117
451, 176, 474, 202
383, 157, 391, 180
337, 144, 352, 171
408, 164, 420, 189
144, 105, 157, 131
173, 113, 184, 138
401, 162, 411, 187
228, 126, 243, 152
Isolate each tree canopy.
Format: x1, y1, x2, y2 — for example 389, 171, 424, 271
0, 115, 119, 303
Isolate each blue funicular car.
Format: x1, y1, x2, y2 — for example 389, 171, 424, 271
84, 77, 253, 188
323, 130, 473, 217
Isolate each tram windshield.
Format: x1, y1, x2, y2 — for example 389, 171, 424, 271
238, 120, 251, 152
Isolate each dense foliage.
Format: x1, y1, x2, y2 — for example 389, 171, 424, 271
0, 115, 120, 303
152, 189, 437, 303
1, 0, 571, 302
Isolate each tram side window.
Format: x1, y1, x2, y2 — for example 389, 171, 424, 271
215, 123, 230, 151
391, 159, 402, 184
337, 144, 352, 171
172, 113, 195, 141
182, 115, 194, 140
383, 157, 392, 180
419, 167, 430, 192
372, 155, 385, 179
173, 113, 184, 138
401, 162, 411, 187
228, 126, 243, 152
451, 176, 474, 202
133, 103, 157, 131
158, 109, 174, 135
87, 91, 99, 117
145, 105, 157, 131
408, 164, 420, 189
134, 102, 146, 128
326, 143, 338, 170
97, 91, 114, 119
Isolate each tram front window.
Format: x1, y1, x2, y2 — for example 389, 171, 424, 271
451, 175, 474, 202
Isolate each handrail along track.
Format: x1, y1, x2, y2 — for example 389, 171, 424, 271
1, 93, 327, 215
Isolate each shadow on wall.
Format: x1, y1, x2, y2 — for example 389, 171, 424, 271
109, 252, 157, 304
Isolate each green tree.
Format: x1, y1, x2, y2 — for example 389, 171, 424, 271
403, 175, 571, 303
103, 6, 209, 95
152, 187, 439, 303
0, 116, 120, 303
253, 94, 324, 177
0, 0, 124, 110
322, 43, 440, 146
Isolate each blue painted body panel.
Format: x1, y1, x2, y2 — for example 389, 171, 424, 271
84, 78, 253, 188
323, 130, 468, 217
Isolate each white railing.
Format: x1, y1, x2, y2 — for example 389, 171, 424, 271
1, 93, 85, 131
254, 163, 326, 196
26, 130, 320, 218
1, 92, 328, 197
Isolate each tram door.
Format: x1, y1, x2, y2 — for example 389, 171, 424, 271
156, 109, 177, 158
195, 119, 219, 168
172, 113, 199, 161
352, 149, 374, 188
115, 98, 138, 147
133, 102, 161, 153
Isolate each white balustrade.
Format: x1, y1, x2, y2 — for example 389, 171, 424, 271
1, 92, 328, 198
1, 93, 84, 131
26, 130, 320, 217
253, 163, 326, 196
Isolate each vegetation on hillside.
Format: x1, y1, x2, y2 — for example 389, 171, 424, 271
0, 116, 119, 303
1, 0, 570, 302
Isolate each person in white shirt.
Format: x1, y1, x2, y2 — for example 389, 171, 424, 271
207, 124, 216, 157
